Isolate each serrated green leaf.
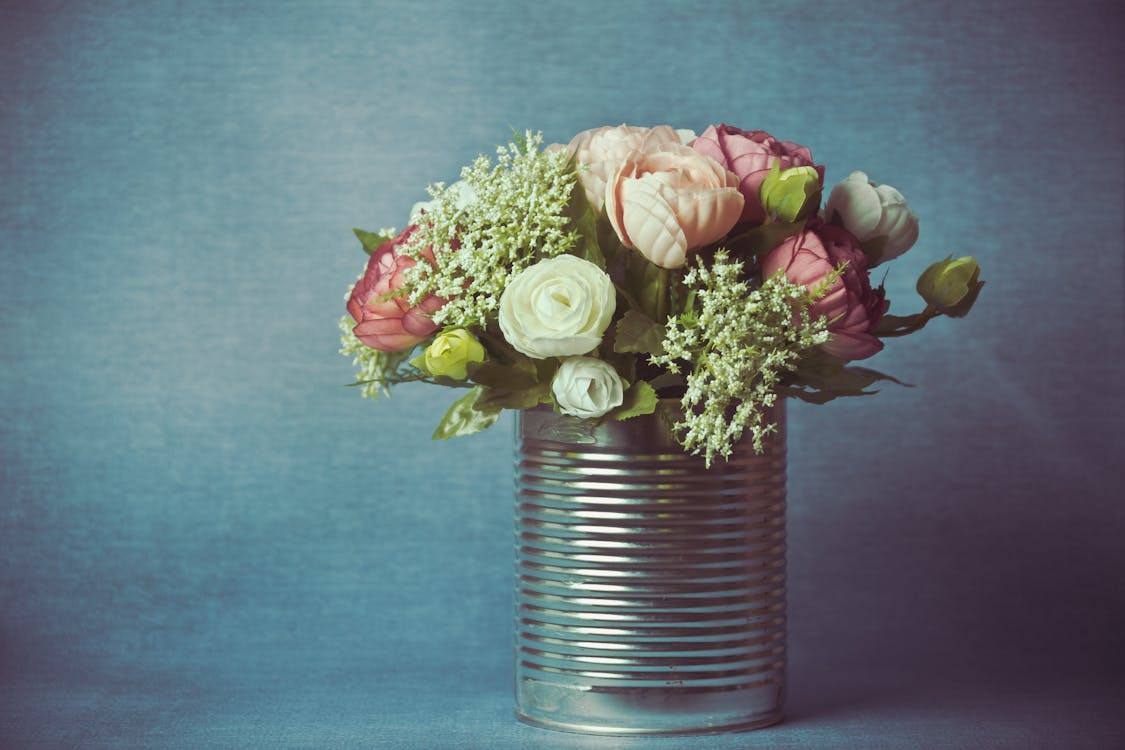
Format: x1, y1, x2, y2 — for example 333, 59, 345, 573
431, 387, 502, 440
609, 380, 658, 421
467, 360, 538, 391
613, 310, 666, 355
783, 350, 911, 403
353, 228, 393, 255
477, 383, 549, 411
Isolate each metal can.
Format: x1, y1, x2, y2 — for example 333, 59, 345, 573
514, 403, 787, 735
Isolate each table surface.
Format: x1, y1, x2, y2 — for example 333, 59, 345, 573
4, 654, 1123, 749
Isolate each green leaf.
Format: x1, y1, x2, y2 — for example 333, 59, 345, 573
477, 382, 550, 411
782, 350, 911, 403
467, 360, 538, 391
468, 354, 552, 411
353, 228, 393, 255
647, 370, 686, 393
613, 310, 666, 355
431, 387, 502, 440
598, 212, 630, 278
726, 221, 805, 261
872, 312, 928, 336
776, 384, 875, 405
565, 181, 606, 269
507, 125, 530, 153
609, 380, 658, 421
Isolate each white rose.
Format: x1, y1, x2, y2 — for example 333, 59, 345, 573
551, 357, 625, 419
498, 255, 616, 359
823, 171, 919, 265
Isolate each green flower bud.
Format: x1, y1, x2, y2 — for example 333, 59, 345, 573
422, 329, 486, 380
916, 255, 984, 318
759, 162, 822, 223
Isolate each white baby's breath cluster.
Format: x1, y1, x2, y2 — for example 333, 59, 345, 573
652, 250, 831, 466
402, 132, 578, 328
339, 315, 394, 399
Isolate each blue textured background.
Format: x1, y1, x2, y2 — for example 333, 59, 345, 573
2, 1, 1123, 747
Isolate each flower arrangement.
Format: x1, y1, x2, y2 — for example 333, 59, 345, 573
340, 124, 983, 465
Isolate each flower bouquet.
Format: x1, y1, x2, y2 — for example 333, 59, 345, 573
340, 124, 983, 465
339, 123, 984, 735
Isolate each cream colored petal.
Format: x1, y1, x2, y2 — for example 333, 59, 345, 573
619, 177, 689, 269
673, 187, 744, 250
604, 160, 637, 248
825, 172, 882, 238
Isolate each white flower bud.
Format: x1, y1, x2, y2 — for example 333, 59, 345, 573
551, 357, 625, 419
823, 171, 919, 265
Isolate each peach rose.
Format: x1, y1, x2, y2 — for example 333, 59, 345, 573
565, 124, 686, 210
604, 136, 744, 269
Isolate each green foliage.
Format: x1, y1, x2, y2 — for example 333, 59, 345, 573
613, 310, 666, 355
781, 349, 911, 403
563, 180, 607, 269
726, 220, 805, 263
353, 228, 393, 255
608, 380, 658, 421
432, 387, 502, 439
466, 334, 554, 412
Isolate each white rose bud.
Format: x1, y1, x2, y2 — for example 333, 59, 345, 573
823, 171, 919, 265
498, 254, 616, 359
551, 357, 625, 419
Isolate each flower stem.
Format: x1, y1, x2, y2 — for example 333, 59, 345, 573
879, 305, 938, 338
655, 267, 671, 324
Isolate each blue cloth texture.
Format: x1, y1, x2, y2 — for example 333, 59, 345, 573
2, 0, 1123, 747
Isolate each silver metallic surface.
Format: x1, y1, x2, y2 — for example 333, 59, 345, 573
514, 404, 787, 735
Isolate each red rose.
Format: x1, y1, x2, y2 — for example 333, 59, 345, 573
761, 222, 888, 360
346, 226, 445, 352
692, 124, 823, 225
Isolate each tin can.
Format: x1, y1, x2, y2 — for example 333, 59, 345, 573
513, 404, 787, 735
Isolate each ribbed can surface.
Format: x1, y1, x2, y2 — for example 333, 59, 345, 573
514, 404, 786, 735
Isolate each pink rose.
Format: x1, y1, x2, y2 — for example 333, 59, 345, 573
761, 222, 888, 360
347, 226, 445, 352
691, 124, 823, 225
605, 135, 744, 269
566, 124, 686, 210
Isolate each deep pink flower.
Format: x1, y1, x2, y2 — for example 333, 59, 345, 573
761, 222, 888, 361
347, 226, 445, 352
691, 124, 823, 224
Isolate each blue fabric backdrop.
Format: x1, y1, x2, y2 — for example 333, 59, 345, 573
2, 1, 1123, 747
